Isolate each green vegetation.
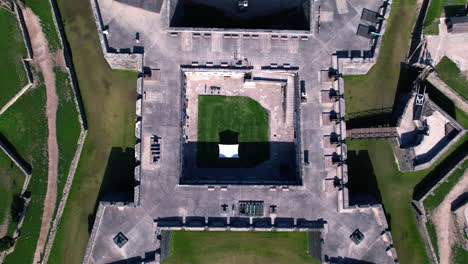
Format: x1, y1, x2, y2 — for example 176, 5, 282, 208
198, 96, 269, 143
0, 236, 15, 252
54, 67, 81, 208
48, 0, 138, 263
344, 0, 418, 115
0, 9, 28, 109
423, 0, 467, 35
1, 78, 48, 264
423, 160, 467, 212
163, 231, 319, 264
426, 220, 439, 261
346, 136, 467, 264
455, 108, 468, 128
435, 56, 468, 100
0, 151, 25, 237
452, 245, 468, 264
25, 0, 62, 52
197, 96, 269, 167
424, 21, 440, 35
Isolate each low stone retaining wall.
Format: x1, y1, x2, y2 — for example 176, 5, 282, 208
41, 130, 88, 264
411, 157, 467, 264
36, 1, 90, 263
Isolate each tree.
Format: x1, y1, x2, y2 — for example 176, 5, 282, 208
0, 236, 15, 252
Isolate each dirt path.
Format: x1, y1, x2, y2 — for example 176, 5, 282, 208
22, 8, 59, 264
431, 171, 468, 264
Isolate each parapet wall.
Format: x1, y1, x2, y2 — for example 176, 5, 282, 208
90, 0, 143, 71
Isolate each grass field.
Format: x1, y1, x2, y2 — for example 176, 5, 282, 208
346, 136, 467, 264
198, 96, 269, 143
344, 0, 418, 115
0, 151, 26, 237
423, 0, 467, 35
0, 9, 28, 109
197, 96, 269, 167
25, 0, 62, 52
48, 0, 138, 263
163, 231, 320, 264
1, 78, 48, 264
435, 56, 468, 101
54, 67, 81, 208
452, 245, 468, 264
426, 220, 439, 261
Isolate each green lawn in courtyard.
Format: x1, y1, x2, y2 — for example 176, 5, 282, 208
163, 231, 320, 264
0, 151, 25, 238
435, 56, 468, 101
48, 0, 138, 263
197, 95, 269, 168
198, 96, 269, 143
0, 9, 28, 109
346, 136, 467, 264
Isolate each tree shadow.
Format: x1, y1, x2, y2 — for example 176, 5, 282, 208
10, 195, 25, 224
87, 147, 136, 233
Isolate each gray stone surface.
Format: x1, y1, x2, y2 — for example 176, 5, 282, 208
84, 1, 398, 263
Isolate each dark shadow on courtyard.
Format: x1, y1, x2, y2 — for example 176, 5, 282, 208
196, 130, 270, 168
170, 0, 311, 30
182, 141, 299, 185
